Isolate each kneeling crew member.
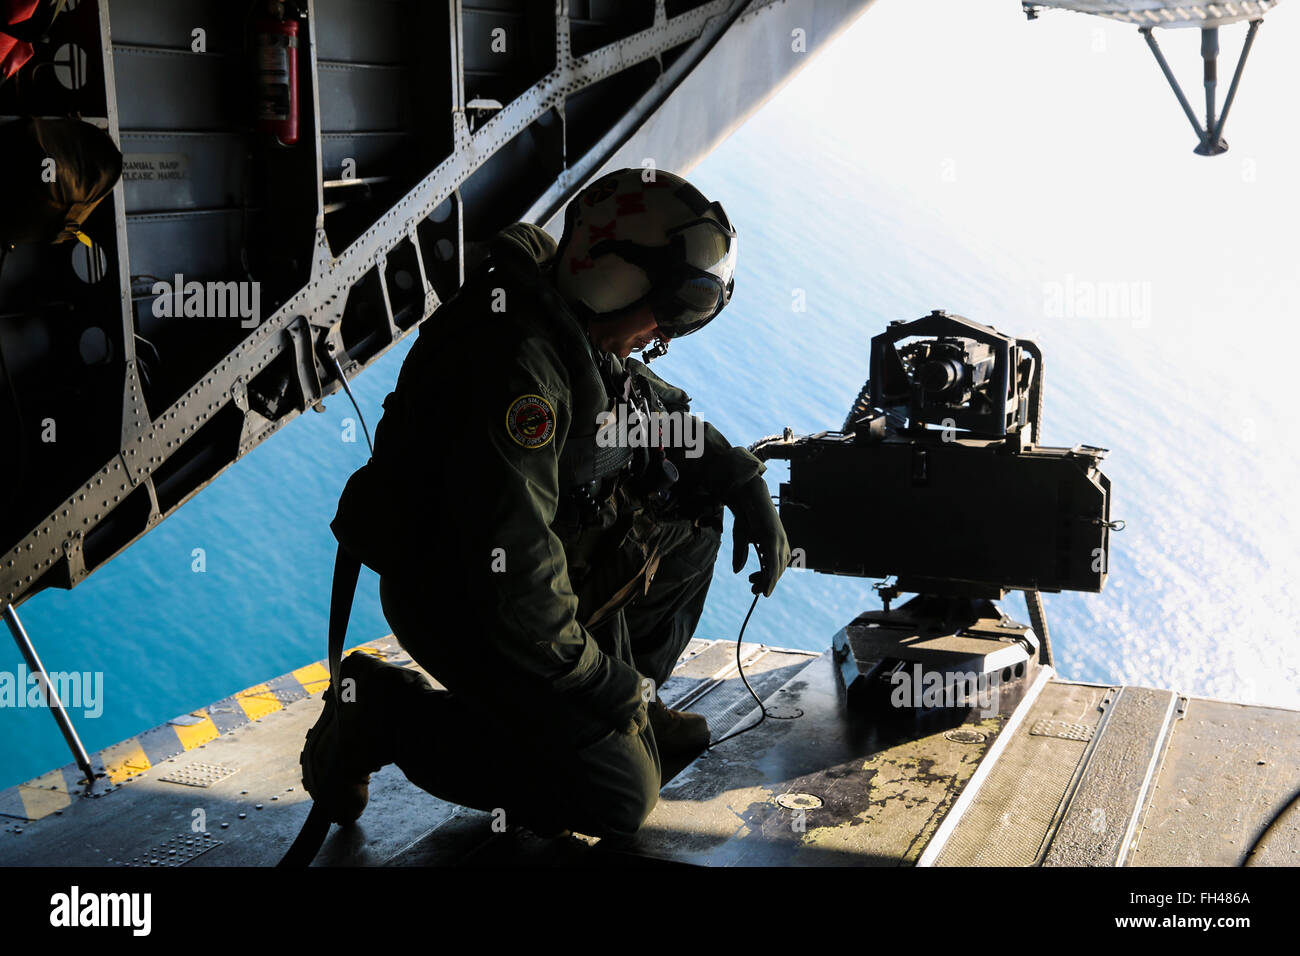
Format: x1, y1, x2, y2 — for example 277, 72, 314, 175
303, 168, 790, 841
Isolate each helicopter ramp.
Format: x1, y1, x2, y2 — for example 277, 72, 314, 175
0, 636, 1296, 867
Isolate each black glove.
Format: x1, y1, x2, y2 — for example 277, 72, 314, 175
570, 649, 651, 740
726, 474, 790, 597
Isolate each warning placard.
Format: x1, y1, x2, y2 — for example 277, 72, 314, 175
122, 153, 190, 183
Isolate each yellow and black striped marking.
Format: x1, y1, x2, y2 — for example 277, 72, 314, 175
0, 642, 386, 823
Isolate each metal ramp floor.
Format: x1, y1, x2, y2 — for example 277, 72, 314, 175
2, 636, 1297, 867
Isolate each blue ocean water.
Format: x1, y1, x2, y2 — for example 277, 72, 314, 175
4, 4, 1299, 790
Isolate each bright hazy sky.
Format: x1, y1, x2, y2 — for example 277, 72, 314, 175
796, 0, 1299, 355
685, 0, 1300, 705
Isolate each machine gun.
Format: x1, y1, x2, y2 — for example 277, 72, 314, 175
752, 311, 1118, 712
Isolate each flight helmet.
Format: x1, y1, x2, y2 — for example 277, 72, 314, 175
555, 168, 737, 340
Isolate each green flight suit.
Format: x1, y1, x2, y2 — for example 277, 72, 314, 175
329, 221, 764, 840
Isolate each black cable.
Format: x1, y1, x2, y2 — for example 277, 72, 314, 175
707, 592, 764, 747
706, 584, 799, 748
1244, 784, 1300, 865
329, 355, 374, 456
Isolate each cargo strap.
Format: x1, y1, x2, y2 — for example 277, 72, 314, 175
277, 542, 362, 867
326, 543, 362, 707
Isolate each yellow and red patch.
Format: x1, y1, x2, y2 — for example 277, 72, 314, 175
506, 394, 556, 449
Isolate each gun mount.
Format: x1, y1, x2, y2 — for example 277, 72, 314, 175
754, 311, 1117, 712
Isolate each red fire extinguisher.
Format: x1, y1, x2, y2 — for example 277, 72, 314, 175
253, 0, 298, 145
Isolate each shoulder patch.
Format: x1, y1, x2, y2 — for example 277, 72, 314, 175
506, 394, 557, 449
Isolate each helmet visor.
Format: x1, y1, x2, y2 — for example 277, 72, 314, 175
655, 270, 734, 337
658, 207, 737, 336
671, 204, 736, 275
677, 273, 727, 312
587, 199, 738, 337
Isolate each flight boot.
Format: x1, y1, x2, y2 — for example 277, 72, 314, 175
648, 699, 710, 783
300, 651, 414, 825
